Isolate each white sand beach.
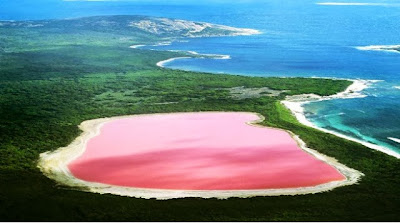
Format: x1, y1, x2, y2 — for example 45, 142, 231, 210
156, 57, 191, 67
282, 79, 400, 159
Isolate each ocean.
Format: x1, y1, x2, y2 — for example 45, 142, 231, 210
2, 0, 400, 156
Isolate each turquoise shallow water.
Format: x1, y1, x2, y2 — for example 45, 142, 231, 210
304, 81, 400, 154
2, 0, 400, 156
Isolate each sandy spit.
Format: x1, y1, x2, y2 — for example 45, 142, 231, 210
156, 52, 230, 68
37, 112, 363, 200
156, 57, 191, 67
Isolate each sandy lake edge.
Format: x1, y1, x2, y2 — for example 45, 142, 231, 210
37, 111, 363, 200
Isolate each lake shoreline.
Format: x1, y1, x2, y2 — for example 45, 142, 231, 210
37, 112, 363, 200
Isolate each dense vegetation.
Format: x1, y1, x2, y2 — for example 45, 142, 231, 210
0, 16, 399, 221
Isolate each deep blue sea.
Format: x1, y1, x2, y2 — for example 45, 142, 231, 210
2, 0, 400, 156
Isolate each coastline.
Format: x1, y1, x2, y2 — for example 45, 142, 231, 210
282, 79, 400, 159
129, 26, 254, 68
151, 37, 400, 159
37, 112, 363, 200
132, 45, 232, 68
186, 50, 231, 60
155, 51, 231, 68
156, 57, 191, 68
148, 39, 400, 159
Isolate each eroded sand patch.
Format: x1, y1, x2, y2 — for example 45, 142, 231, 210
228, 86, 288, 99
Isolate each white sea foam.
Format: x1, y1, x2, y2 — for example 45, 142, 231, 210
153, 42, 172, 46
186, 51, 231, 59
129, 44, 146, 49
166, 49, 183, 53
282, 79, 400, 159
217, 55, 231, 60
187, 51, 199, 55
388, 137, 400, 144
355, 45, 400, 53
317, 2, 391, 6
131, 42, 171, 49
393, 86, 400, 90
230, 28, 262, 36
318, 112, 345, 119
204, 54, 231, 60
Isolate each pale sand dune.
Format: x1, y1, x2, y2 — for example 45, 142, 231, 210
38, 112, 363, 200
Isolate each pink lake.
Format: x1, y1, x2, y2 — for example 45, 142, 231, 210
68, 112, 345, 190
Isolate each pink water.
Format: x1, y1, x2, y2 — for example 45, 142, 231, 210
68, 112, 345, 190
